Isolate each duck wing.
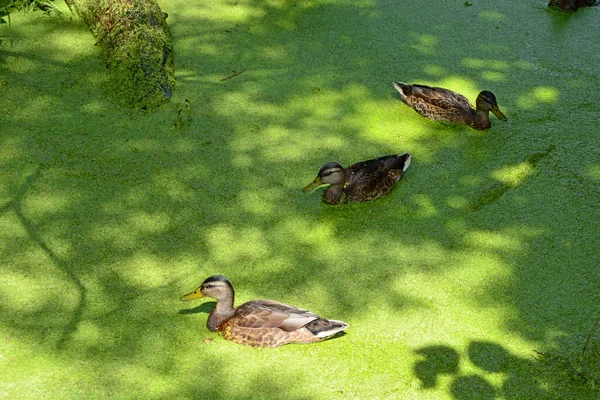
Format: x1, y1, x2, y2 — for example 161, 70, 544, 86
233, 300, 319, 331
410, 84, 474, 111
344, 154, 410, 200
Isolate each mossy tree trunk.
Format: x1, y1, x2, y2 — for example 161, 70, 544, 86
64, 0, 174, 109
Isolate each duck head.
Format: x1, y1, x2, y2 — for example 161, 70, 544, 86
476, 91, 507, 121
181, 275, 234, 302
302, 162, 346, 192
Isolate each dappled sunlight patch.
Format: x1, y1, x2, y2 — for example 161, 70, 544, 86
386, 240, 449, 270
81, 100, 108, 114
232, 153, 253, 168
237, 188, 284, 216
412, 193, 438, 218
432, 76, 481, 101
0, 336, 90, 398
275, 216, 337, 245
532, 86, 559, 103
23, 191, 73, 217
271, 216, 346, 262
178, 39, 221, 57
516, 86, 560, 109
178, 163, 212, 185
274, 220, 344, 262
345, 94, 416, 145
423, 64, 447, 77
447, 195, 469, 209
303, 281, 338, 310
513, 60, 535, 71
0, 137, 27, 165
92, 209, 173, 251
215, 90, 281, 119
3, 55, 39, 74
492, 161, 535, 186
462, 58, 508, 82
445, 218, 468, 238
173, 67, 203, 81
463, 227, 542, 252
107, 362, 179, 398
232, 124, 345, 163
119, 253, 173, 288
127, 210, 171, 234
92, 222, 137, 251
12, 95, 54, 120
377, 114, 460, 162
205, 224, 271, 265
152, 173, 197, 202
586, 164, 600, 180
0, 214, 31, 248
255, 125, 317, 162
216, 361, 314, 399
462, 58, 509, 71
261, 44, 289, 62
0, 266, 80, 349
45, 32, 98, 61
452, 252, 511, 290
71, 320, 103, 347
480, 70, 504, 82
541, 327, 571, 352
297, 83, 365, 120
192, 0, 267, 23
408, 32, 439, 55
221, 81, 428, 160
121, 187, 159, 209
1, 270, 73, 313
388, 245, 515, 326
468, 145, 554, 211
477, 10, 506, 22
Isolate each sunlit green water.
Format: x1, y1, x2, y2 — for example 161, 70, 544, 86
1, 0, 599, 398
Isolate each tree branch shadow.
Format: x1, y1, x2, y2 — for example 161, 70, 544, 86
4, 166, 87, 350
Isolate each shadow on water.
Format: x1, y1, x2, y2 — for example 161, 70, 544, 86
178, 301, 216, 315
0, 166, 87, 350
415, 340, 600, 398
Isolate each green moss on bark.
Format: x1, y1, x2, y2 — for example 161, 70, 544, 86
65, 0, 174, 109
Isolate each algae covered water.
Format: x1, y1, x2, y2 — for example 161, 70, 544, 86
1, 0, 599, 398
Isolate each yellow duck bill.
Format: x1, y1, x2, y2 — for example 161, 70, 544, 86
181, 288, 204, 301
302, 177, 324, 192
491, 105, 507, 121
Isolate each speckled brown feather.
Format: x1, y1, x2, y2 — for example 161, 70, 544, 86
227, 300, 318, 330
406, 85, 475, 125
217, 300, 346, 347
343, 156, 407, 202
394, 82, 506, 130
218, 320, 325, 347
396, 83, 475, 125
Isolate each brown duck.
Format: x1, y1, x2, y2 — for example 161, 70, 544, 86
181, 275, 349, 348
393, 82, 507, 130
303, 153, 411, 205
548, 0, 598, 11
